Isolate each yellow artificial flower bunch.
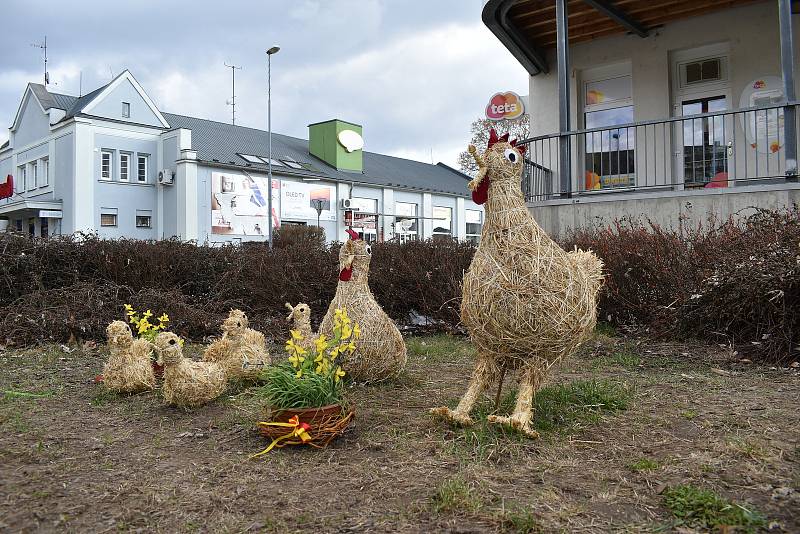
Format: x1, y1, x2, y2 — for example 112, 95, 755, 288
124, 304, 172, 343
284, 308, 359, 383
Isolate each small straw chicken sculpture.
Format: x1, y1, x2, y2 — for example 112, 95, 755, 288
202, 309, 270, 379
319, 229, 407, 382
285, 302, 314, 350
155, 331, 227, 407
102, 320, 156, 393
431, 129, 604, 438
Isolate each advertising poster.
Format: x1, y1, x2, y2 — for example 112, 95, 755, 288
280, 180, 337, 221
211, 171, 280, 235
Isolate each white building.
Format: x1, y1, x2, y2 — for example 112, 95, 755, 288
483, 0, 800, 235
0, 71, 484, 243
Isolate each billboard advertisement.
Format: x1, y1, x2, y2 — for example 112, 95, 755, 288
280, 180, 337, 221
211, 171, 280, 235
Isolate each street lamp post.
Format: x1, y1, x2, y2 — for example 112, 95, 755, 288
266, 45, 280, 248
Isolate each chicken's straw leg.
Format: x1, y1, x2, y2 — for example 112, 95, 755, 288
487, 363, 541, 439
430, 358, 495, 427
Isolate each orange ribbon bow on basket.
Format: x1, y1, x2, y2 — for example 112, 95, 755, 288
251, 415, 313, 458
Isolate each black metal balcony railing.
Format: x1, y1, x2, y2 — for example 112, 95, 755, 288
519, 102, 799, 202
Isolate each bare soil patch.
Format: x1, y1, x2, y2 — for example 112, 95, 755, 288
1, 335, 798, 533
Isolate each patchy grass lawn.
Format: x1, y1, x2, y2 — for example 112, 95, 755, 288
1, 333, 798, 533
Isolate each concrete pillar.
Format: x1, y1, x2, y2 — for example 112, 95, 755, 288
456, 197, 466, 241
72, 121, 95, 232
382, 187, 394, 241
176, 149, 198, 241
422, 192, 433, 239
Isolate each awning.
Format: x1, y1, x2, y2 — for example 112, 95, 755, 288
0, 199, 62, 217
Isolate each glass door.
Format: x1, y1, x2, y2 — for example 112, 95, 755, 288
680, 95, 729, 187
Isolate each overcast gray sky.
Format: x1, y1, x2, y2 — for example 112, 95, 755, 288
0, 0, 528, 167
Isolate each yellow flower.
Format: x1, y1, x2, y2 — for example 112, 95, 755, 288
143, 310, 153, 319
335, 367, 346, 383
158, 313, 169, 324
296, 369, 303, 379
285, 339, 307, 355
290, 329, 303, 341
353, 324, 361, 339
314, 335, 328, 354
341, 324, 353, 340
124, 304, 133, 311
329, 346, 340, 358
288, 354, 305, 368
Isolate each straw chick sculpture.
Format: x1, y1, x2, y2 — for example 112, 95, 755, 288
102, 320, 156, 393
155, 331, 227, 407
319, 229, 407, 382
431, 129, 604, 438
285, 302, 315, 350
202, 309, 270, 379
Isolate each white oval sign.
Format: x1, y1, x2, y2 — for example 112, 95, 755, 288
338, 129, 364, 153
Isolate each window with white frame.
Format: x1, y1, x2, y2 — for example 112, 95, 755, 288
582, 67, 635, 191
101, 150, 113, 180
350, 197, 378, 243
100, 208, 118, 227
466, 209, 483, 244
122, 102, 131, 118
40, 157, 49, 187
120, 153, 130, 182
30, 162, 37, 191
136, 210, 152, 228
18, 165, 26, 192
137, 155, 148, 183
394, 201, 418, 243
432, 206, 453, 240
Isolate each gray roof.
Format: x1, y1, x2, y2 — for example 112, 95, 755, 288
163, 113, 472, 197
31, 83, 108, 120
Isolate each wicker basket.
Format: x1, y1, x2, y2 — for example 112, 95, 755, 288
257, 404, 354, 449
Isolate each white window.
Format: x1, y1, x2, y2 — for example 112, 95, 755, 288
100, 208, 118, 227
394, 202, 418, 243
466, 209, 483, 244
281, 159, 304, 169
432, 206, 453, 240
239, 154, 264, 164
122, 102, 130, 118
350, 197, 378, 243
136, 210, 152, 228
120, 153, 130, 182
101, 150, 113, 180
40, 157, 49, 187
137, 155, 148, 183
30, 162, 37, 191
18, 165, 26, 192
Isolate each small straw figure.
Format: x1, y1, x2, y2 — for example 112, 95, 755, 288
102, 321, 156, 393
155, 332, 227, 407
285, 302, 314, 350
318, 229, 407, 382
430, 129, 604, 438
202, 310, 270, 379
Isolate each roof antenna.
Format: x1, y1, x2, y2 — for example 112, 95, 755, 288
224, 62, 242, 125
30, 36, 49, 86
79, 71, 82, 97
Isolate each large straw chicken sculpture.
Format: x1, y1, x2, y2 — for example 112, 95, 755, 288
102, 321, 156, 393
202, 309, 270, 379
319, 230, 407, 382
155, 332, 227, 407
431, 129, 604, 438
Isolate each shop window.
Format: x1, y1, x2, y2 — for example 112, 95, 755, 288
101, 150, 113, 180
394, 201, 418, 243
466, 209, 483, 244
137, 154, 149, 183
350, 197, 378, 243
41, 218, 49, 239
122, 102, 131, 118
28, 218, 35, 236
432, 206, 453, 240
15, 219, 23, 232
583, 73, 635, 190
120, 153, 131, 182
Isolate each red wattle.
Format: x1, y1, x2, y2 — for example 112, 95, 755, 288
472, 176, 490, 205
339, 267, 353, 281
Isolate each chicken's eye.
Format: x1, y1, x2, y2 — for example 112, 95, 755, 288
503, 148, 519, 163
237, 322, 241, 327
169, 339, 176, 346
365, 245, 372, 255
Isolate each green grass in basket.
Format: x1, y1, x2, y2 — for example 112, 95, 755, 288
258, 363, 344, 409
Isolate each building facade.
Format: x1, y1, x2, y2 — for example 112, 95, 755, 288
483, 0, 800, 235
0, 71, 484, 243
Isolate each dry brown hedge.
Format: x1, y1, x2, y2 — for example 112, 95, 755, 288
1, 209, 797, 363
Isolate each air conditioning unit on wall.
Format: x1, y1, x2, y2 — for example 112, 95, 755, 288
340, 198, 353, 209
158, 169, 174, 185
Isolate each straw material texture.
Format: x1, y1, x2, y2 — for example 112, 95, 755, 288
431, 134, 603, 437
102, 321, 156, 393
285, 302, 315, 351
156, 331, 227, 407
319, 238, 407, 383
202, 309, 270, 379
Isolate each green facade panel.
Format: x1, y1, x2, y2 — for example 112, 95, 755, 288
308, 119, 363, 172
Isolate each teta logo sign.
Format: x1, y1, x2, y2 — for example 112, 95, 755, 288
486, 91, 525, 121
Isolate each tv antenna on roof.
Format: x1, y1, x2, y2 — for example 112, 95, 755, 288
224, 62, 242, 125
30, 36, 49, 86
